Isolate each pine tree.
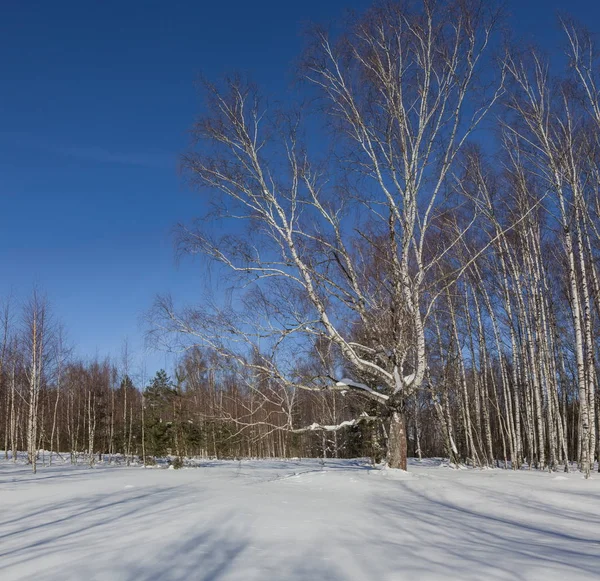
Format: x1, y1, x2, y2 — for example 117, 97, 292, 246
144, 370, 176, 457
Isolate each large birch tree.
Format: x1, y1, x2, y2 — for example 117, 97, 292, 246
152, 0, 504, 469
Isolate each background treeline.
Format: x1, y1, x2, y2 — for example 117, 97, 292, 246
0, 298, 381, 465
0, 285, 597, 472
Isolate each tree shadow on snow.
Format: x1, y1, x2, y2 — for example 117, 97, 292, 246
0, 485, 190, 575
69, 512, 346, 581
359, 483, 600, 580
0, 485, 346, 581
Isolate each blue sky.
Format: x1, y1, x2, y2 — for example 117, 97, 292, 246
1, 0, 598, 378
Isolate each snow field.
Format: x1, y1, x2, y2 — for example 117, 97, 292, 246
1, 457, 599, 580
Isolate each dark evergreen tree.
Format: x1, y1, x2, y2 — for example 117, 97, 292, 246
144, 370, 176, 457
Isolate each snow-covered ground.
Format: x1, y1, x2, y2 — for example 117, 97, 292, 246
1, 456, 599, 581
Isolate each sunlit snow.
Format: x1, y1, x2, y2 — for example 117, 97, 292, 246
1, 455, 599, 580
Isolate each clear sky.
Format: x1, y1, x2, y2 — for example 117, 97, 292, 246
1, 0, 598, 377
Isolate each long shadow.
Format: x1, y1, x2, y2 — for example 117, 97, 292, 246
366, 482, 600, 579
71, 512, 248, 581
0, 481, 215, 581
0, 480, 190, 533
22, 510, 347, 581
0, 487, 186, 568
431, 476, 600, 527
113, 520, 345, 581
0, 462, 127, 486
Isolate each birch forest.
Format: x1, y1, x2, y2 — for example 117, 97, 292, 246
2, 1, 600, 477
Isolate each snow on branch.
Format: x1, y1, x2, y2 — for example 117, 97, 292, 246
335, 378, 389, 402
292, 414, 379, 433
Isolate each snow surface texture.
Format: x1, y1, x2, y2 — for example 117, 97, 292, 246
1, 456, 599, 580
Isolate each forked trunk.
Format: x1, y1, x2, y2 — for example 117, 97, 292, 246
387, 409, 407, 470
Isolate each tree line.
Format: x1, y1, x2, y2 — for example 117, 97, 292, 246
0, 295, 379, 468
